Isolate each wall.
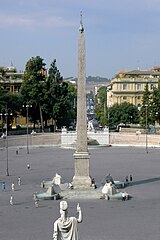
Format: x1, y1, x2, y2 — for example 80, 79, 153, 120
61, 127, 109, 146
0, 132, 160, 148
0, 133, 61, 148
110, 132, 160, 147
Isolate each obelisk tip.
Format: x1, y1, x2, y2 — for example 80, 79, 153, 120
79, 11, 84, 32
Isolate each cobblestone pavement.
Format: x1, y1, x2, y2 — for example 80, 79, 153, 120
0, 145, 160, 240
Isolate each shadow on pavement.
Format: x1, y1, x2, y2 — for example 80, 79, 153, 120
128, 177, 160, 187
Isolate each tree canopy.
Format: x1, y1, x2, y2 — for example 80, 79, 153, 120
19, 57, 76, 129
109, 102, 140, 127
20, 56, 47, 129
95, 86, 108, 126
44, 59, 76, 127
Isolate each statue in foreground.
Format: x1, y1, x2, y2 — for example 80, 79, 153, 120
53, 201, 83, 240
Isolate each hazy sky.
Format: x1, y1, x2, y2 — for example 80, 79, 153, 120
1, 0, 160, 79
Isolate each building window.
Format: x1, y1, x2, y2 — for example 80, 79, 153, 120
137, 96, 141, 100
123, 96, 127, 100
150, 84, 154, 90
4, 86, 10, 92
137, 104, 141, 111
123, 84, 127, 90
137, 84, 141, 90
14, 86, 19, 93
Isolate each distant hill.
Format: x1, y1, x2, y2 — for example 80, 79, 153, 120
64, 76, 110, 93
64, 76, 110, 83
87, 76, 110, 82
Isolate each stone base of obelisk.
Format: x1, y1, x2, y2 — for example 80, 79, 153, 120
72, 176, 92, 189
58, 152, 105, 199
59, 188, 104, 199
72, 152, 91, 189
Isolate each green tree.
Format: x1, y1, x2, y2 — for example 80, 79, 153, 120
20, 56, 46, 130
109, 102, 140, 127
95, 86, 108, 126
44, 60, 76, 128
150, 79, 160, 125
140, 83, 152, 127
0, 87, 6, 111
0, 67, 5, 75
0, 91, 22, 130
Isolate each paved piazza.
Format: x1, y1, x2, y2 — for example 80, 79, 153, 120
0, 145, 160, 240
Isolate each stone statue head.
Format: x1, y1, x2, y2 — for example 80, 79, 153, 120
59, 201, 68, 220
60, 201, 68, 211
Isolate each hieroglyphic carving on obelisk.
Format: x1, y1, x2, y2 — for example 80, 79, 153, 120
72, 12, 91, 188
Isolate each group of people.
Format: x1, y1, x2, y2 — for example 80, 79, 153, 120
1, 179, 20, 206
1, 163, 31, 206
1, 177, 21, 192
1, 162, 39, 208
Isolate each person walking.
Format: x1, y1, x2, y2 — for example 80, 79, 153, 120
16, 148, 19, 155
129, 174, 133, 182
10, 195, 13, 205
17, 177, 21, 186
27, 163, 30, 169
122, 192, 126, 201
2, 182, 6, 191
33, 193, 39, 208
11, 183, 15, 191
41, 180, 45, 188
125, 176, 129, 184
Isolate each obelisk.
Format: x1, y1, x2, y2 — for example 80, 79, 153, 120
72, 12, 91, 188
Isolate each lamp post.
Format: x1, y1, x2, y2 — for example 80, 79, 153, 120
23, 102, 32, 154
5, 111, 9, 176
26, 104, 29, 154
106, 89, 111, 119
0, 113, 3, 135
0, 109, 12, 176
145, 104, 148, 154
106, 89, 110, 145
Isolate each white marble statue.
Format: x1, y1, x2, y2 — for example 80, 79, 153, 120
87, 120, 94, 131
53, 201, 82, 240
102, 181, 118, 196
53, 173, 62, 185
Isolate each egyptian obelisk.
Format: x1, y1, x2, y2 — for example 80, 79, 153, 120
72, 12, 91, 188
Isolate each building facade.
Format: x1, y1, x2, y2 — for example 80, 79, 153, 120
107, 67, 160, 110
0, 65, 28, 128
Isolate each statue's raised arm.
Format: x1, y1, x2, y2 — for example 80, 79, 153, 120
77, 203, 82, 223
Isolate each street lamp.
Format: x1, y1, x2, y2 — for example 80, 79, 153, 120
0, 113, 4, 135
23, 102, 32, 154
0, 109, 12, 176
106, 89, 110, 145
145, 104, 148, 154
106, 88, 110, 121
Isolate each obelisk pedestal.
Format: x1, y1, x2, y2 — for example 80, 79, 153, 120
73, 152, 91, 188
72, 13, 91, 189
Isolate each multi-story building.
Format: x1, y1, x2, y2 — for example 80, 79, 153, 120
0, 65, 24, 127
0, 65, 23, 93
107, 67, 160, 110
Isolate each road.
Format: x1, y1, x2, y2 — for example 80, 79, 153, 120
0, 145, 160, 240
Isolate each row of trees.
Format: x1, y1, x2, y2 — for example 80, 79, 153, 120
95, 82, 160, 128
0, 56, 77, 130
1, 56, 160, 131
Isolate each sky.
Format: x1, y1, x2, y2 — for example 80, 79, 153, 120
1, 0, 160, 79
